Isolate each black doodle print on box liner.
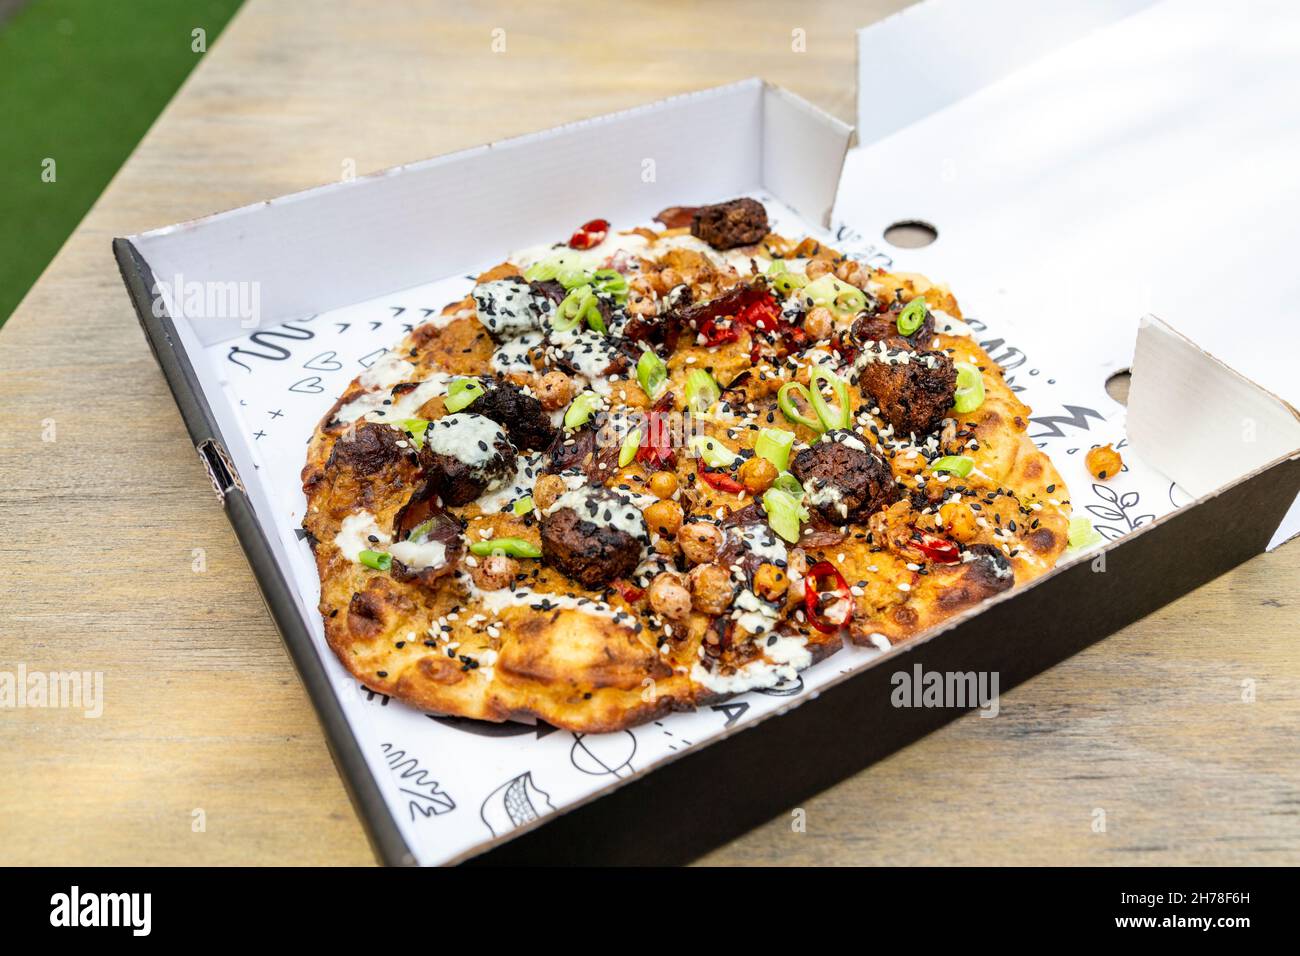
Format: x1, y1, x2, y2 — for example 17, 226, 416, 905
480, 771, 554, 837
570, 732, 636, 778
381, 742, 455, 822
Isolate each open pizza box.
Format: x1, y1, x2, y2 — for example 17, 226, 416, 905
113, 12, 1300, 866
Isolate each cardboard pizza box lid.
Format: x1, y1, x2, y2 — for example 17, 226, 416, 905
842, 0, 1300, 544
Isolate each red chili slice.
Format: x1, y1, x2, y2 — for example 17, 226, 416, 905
698, 315, 739, 347
830, 331, 858, 364
913, 530, 961, 564
697, 467, 745, 495
736, 295, 782, 332
612, 579, 645, 604
568, 217, 610, 250
804, 561, 851, 634
635, 401, 677, 469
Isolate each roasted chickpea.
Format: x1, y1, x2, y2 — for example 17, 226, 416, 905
533, 473, 566, 512
679, 521, 723, 565
627, 292, 658, 317
536, 371, 574, 411
644, 499, 684, 537
738, 456, 778, 495
805, 258, 831, 280
629, 274, 659, 297
1086, 443, 1123, 481
753, 563, 789, 603
653, 536, 680, 559
648, 572, 691, 621
648, 470, 679, 499
804, 305, 834, 340
689, 563, 734, 615
470, 553, 517, 590
939, 501, 979, 543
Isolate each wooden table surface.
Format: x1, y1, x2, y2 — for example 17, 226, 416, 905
2, 0, 1297, 867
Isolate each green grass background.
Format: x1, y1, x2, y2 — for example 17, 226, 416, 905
0, 0, 244, 327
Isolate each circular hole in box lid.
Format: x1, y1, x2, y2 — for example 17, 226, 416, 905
883, 220, 938, 248
1105, 368, 1132, 406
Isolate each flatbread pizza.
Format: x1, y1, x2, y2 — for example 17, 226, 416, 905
301, 198, 1071, 732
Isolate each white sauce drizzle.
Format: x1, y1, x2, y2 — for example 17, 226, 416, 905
333, 512, 390, 562
334, 373, 451, 425
474, 451, 543, 514
472, 278, 550, 339
389, 538, 448, 571
424, 413, 508, 471
544, 487, 648, 541
690, 633, 812, 695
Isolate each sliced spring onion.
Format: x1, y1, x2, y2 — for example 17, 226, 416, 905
406, 518, 435, 542
929, 455, 975, 478
754, 427, 795, 472
563, 390, 603, 430
777, 381, 822, 431
444, 377, 484, 413
525, 253, 589, 288
618, 427, 643, 468
953, 362, 986, 413
584, 300, 608, 334
685, 368, 721, 413
808, 366, 852, 431
761, 487, 807, 544
359, 549, 392, 571
766, 259, 807, 296
512, 495, 534, 516
399, 418, 430, 450
636, 349, 668, 401
591, 268, 629, 304
896, 295, 928, 336
556, 266, 590, 289
772, 471, 804, 498
804, 273, 867, 316
554, 284, 606, 334
690, 435, 740, 469
1068, 516, 1102, 550
524, 260, 559, 282
552, 284, 590, 332
469, 537, 542, 559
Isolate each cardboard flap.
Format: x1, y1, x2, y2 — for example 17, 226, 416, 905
761, 84, 851, 227
1128, 316, 1300, 499
855, 0, 1154, 144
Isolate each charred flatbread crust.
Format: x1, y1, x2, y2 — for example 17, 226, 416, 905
302, 208, 1070, 732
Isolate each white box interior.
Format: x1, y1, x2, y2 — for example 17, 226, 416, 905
846, 0, 1300, 543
